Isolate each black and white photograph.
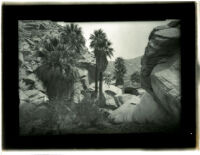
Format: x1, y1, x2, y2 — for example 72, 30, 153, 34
19, 20, 181, 135
2, 2, 197, 150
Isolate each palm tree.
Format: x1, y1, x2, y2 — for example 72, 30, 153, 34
89, 29, 113, 99
36, 34, 79, 99
61, 23, 86, 55
114, 57, 127, 86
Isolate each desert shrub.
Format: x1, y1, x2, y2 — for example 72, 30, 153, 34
46, 98, 76, 134
114, 57, 127, 85
19, 103, 52, 135
74, 95, 104, 128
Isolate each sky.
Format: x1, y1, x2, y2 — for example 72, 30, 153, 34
57, 21, 170, 61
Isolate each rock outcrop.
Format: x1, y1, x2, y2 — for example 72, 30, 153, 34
19, 20, 96, 135
138, 20, 181, 127
107, 20, 181, 130
108, 94, 140, 123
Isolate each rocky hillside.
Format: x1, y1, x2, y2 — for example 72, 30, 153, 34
108, 20, 181, 131
19, 20, 96, 135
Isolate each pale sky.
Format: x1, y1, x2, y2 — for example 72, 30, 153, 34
57, 21, 170, 61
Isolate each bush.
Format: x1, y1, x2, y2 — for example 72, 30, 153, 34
74, 95, 104, 128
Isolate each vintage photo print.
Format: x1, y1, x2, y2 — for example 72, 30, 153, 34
19, 20, 181, 135
2, 3, 196, 149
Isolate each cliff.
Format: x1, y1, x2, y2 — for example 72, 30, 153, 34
135, 20, 181, 128
107, 20, 181, 132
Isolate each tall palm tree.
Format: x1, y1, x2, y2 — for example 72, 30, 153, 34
89, 29, 113, 100
114, 57, 127, 86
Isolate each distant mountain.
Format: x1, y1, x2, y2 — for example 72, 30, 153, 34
106, 56, 142, 79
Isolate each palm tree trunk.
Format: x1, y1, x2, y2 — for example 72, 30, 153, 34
99, 71, 103, 101
95, 60, 98, 97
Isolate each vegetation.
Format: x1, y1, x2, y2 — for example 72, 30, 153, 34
89, 29, 113, 101
103, 72, 113, 86
130, 71, 141, 84
114, 57, 127, 86
36, 23, 85, 99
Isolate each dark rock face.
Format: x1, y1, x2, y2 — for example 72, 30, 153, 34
139, 20, 181, 127
141, 21, 180, 92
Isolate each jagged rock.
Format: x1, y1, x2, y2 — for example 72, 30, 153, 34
35, 80, 46, 92
139, 20, 181, 128
151, 54, 181, 124
141, 20, 180, 92
24, 89, 48, 106
104, 93, 118, 109
19, 90, 29, 105
19, 80, 30, 90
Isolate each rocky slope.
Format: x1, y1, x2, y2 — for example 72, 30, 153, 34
108, 20, 181, 131
19, 20, 95, 135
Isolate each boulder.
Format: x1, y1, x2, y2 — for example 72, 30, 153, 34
108, 94, 140, 123
131, 92, 169, 125
108, 102, 138, 123
141, 21, 180, 92
104, 93, 118, 109
137, 88, 146, 96
116, 94, 140, 106
19, 90, 29, 105
89, 82, 122, 96
150, 54, 181, 124
138, 20, 181, 128
24, 89, 49, 106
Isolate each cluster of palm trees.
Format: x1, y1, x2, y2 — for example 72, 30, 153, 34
38, 23, 114, 103
37, 23, 86, 99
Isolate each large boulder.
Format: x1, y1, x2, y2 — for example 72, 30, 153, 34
138, 20, 181, 128
108, 94, 140, 123
25, 89, 49, 106
131, 92, 169, 125
141, 20, 180, 93
115, 94, 140, 106
151, 54, 181, 124
89, 82, 123, 109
